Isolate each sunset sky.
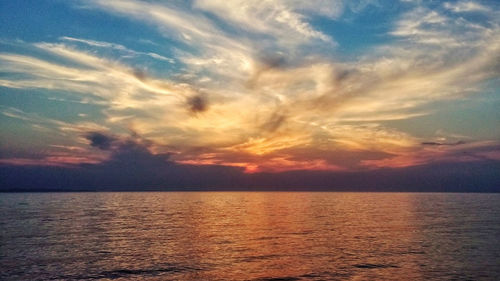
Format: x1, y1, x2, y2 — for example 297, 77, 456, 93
1, 0, 499, 190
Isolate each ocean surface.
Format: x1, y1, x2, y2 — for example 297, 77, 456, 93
1, 192, 499, 281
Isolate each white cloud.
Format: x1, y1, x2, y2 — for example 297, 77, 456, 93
444, 1, 489, 13
193, 0, 337, 43
60, 36, 175, 63
1, 0, 499, 171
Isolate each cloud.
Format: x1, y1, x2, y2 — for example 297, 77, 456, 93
86, 132, 115, 150
60, 36, 175, 63
362, 140, 500, 169
390, 3, 497, 50
1, 150, 498, 191
187, 95, 209, 113
2, 30, 499, 171
1, 0, 499, 174
81, 0, 253, 81
0, 133, 248, 190
444, 1, 489, 13
193, 0, 336, 43
0, 129, 494, 192
421, 141, 466, 146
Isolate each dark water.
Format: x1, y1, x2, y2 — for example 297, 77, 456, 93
1, 192, 499, 281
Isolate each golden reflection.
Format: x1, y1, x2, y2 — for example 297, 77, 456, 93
6, 193, 499, 280
156, 192, 427, 280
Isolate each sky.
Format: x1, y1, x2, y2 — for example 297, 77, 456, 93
0, 0, 499, 191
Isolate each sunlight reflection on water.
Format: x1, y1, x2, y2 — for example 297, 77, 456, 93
1, 192, 499, 280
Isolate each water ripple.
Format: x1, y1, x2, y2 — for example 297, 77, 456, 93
1, 192, 499, 280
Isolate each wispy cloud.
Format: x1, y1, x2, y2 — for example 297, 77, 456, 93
60, 36, 175, 63
443, 1, 489, 13
193, 0, 336, 43
1, 0, 499, 173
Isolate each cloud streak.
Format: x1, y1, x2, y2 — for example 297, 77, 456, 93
1, 0, 499, 175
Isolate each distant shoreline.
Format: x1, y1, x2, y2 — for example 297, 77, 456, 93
1, 189, 499, 193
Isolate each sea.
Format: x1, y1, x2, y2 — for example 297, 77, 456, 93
1, 192, 499, 280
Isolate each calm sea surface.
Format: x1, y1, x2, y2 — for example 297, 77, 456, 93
1, 192, 499, 280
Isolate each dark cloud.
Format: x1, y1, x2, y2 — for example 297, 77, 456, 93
107, 139, 171, 167
1, 135, 499, 192
260, 54, 287, 69
279, 146, 394, 169
132, 69, 148, 82
334, 68, 357, 83
422, 141, 466, 146
1, 157, 499, 192
130, 69, 210, 114
187, 95, 208, 113
86, 132, 167, 164
86, 132, 115, 150
0, 134, 244, 191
